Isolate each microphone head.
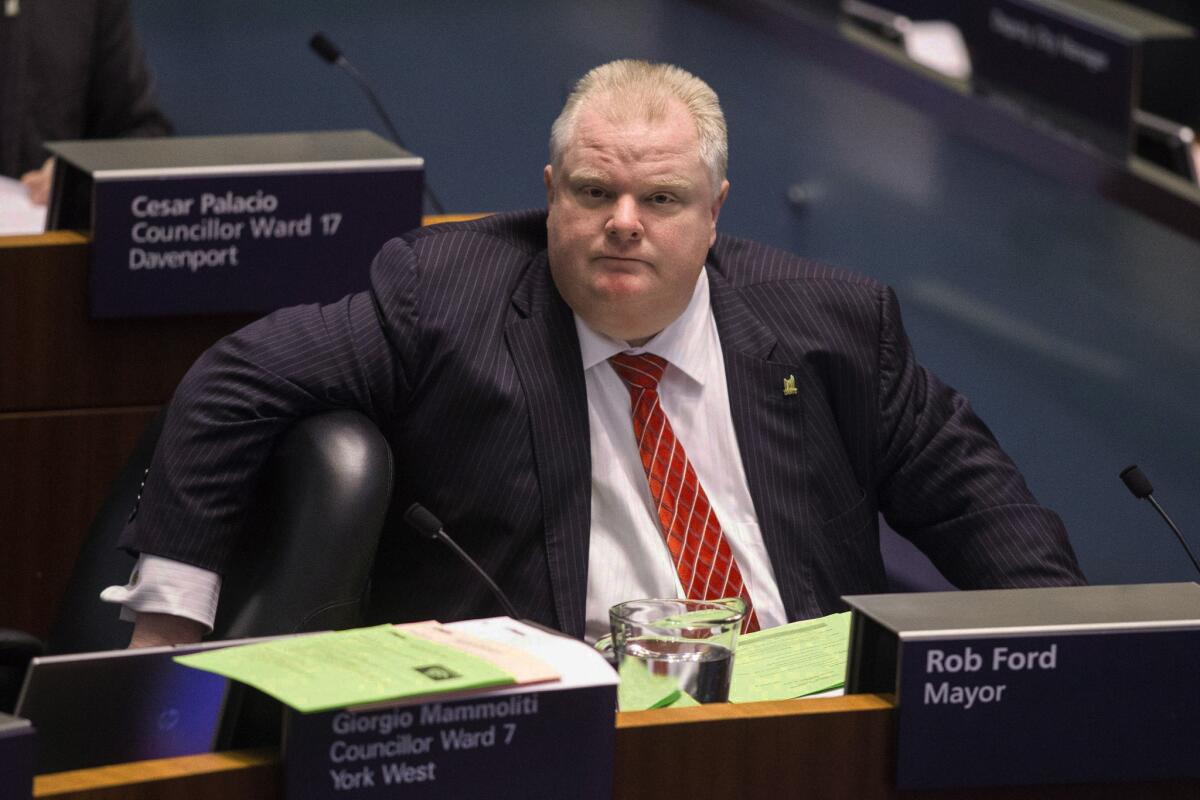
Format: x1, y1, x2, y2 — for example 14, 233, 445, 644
403, 503, 444, 540
1120, 465, 1154, 499
309, 32, 342, 64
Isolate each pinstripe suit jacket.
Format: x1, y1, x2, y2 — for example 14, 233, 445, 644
122, 210, 1084, 638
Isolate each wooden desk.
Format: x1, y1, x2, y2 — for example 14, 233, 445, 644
30, 695, 1200, 799
0, 216, 484, 639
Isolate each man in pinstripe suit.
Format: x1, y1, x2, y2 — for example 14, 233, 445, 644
111, 60, 1084, 647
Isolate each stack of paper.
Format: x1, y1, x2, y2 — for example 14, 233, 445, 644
728, 612, 851, 703
0, 176, 46, 235
176, 619, 609, 714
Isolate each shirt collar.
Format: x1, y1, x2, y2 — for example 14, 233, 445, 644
574, 268, 712, 386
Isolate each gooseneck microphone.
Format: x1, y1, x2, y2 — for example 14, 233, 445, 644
403, 503, 522, 619
308, 32, 446, 215
1119, 465, 1200, 576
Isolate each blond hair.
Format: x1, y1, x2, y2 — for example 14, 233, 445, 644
549, 60, 728, 185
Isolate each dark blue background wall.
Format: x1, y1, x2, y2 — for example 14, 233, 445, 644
132, 0, 1200, 587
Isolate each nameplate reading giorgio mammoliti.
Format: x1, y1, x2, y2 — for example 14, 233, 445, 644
283, 684, 616, 800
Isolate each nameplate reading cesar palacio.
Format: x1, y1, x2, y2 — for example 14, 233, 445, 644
126, 191, 340, 273
323, 695, 539, 792
921, 643, 1057, 710
88, 165, 420, 317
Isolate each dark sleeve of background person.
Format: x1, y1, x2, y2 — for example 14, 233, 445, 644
0, 0, 172, 179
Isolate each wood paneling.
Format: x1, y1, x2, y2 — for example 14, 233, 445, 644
0, 234, 255, 412
33, 748, 279, 800
0, 233, 252, 637
0, 408, 156, 638
616, 694, 896, 799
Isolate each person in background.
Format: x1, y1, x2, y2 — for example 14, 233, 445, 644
0, 0, 171, 205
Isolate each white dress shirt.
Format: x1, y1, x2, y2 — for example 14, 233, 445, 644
578, 269, 786, 642
103, 270, 789, 641
100, 552, 221, 627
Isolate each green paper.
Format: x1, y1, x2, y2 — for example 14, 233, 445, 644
616, 652, 684, 710
174, 625, 515, 713
728, 612, 851, 703
663, 689, 701, 708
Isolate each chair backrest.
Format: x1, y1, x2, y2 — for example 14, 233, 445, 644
214, 410, 393, 639
45, 409, 394, 654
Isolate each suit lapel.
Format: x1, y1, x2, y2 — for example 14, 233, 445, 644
708, 267, 818, 621
504, 253, 591, 637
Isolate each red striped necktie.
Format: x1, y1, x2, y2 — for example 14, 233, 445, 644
608, 351, 760, 633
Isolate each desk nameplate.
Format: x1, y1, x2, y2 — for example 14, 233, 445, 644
896, 625, 1200, 789
845, 583, 1200, 790
46, 131, 423, 319
284, 684, 615, 800
0, 713, 34, 800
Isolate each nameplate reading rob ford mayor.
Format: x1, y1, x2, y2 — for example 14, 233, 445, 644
46, 131, 423, 319
844, 583, 1200, 790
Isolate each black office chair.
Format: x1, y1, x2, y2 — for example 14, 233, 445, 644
0, 408, 394, 712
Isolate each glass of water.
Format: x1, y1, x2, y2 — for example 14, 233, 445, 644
608, 598, 746, 710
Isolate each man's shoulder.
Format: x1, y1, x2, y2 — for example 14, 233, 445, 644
709, 233, 883, 294
402, 209, 549, 257
367, 210, 549, 317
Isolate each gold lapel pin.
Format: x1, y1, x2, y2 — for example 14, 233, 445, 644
783, 374, 797, 396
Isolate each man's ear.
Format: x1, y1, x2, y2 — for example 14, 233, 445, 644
709, 179, 730, 247
544, 165, 555, 205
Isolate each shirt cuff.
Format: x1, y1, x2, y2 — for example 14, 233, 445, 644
100, 553, 221, 632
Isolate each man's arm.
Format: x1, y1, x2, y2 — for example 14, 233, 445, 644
110, 239, 421, 644
100, 553, 220, 646
129, 612, 205, 648
124, 282, 406, 566
871, 286, 1085, 587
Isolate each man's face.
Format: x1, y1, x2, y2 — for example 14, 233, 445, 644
545, 98, 729, 345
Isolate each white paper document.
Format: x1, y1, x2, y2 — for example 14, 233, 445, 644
0, 175, 47, 235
